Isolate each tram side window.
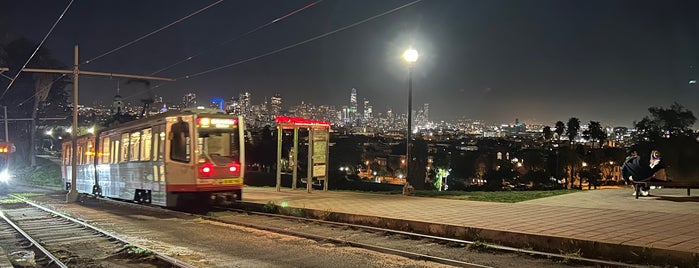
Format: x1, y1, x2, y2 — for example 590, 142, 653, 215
130, 131, 141, 162
169, 117, 190, 163
153, 125, 165, 161
100, 137, 110, 164
141, 128, 152, 161
77, 144, 84, 165
111, 139, 120, 164
87, 140, 94, 164
120, 133, 129, 162
63, 146, 71, 166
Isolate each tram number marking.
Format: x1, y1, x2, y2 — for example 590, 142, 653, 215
221, 178, 243, 185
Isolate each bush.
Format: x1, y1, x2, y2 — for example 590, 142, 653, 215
14, 157, 62, 187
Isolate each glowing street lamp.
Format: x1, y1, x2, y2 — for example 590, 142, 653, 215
402, 47, 418, 190
403, 48, 419, 63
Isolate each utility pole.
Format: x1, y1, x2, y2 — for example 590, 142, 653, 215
21, 45, 173, 202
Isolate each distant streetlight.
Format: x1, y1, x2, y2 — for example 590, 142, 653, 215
402, 47, 418, 191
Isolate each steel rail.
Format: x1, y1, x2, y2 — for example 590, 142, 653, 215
10, 194, 195, 268
0, 210, 68, 268
222, 207, 643, 268
203, 209, 490, 268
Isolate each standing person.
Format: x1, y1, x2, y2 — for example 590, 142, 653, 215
622, 149, 667, 196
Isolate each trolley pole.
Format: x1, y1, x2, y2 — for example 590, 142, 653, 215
21, 45, 173, 203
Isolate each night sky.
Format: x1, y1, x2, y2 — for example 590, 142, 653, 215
1, 0, 698, 127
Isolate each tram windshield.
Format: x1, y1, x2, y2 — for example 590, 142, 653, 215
197, 128, 240, 166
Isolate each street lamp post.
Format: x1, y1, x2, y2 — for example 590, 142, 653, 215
402, 48, 418, 191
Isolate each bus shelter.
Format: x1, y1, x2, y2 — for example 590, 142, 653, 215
275, 116, 330, 192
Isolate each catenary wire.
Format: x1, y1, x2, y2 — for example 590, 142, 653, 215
0, 72, 13, 81
123, 0, 422, 102
0, 0, 74, 100
83, 0, 224, 65
10, 1, 321, 109
10, 0, 225, 107
177, 0, 421, 81
149, 0, 323, 76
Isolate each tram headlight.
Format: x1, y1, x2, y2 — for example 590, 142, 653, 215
0, 170, 10, 183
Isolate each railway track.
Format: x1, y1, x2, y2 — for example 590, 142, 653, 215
0, 194, 193, 268
208, 207, 645, 268
11, 192, 644, 267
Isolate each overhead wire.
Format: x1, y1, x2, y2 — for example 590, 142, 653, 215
0, 72, 13, 81
0, 0, 74, 100
12, 0, 228, 108
178, 0, 422, 81
131, 0, 422, 101
83, 0, 225, 65
149, 0, 324, 76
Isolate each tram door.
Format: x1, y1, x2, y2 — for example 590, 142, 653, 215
164, 116, 195, 194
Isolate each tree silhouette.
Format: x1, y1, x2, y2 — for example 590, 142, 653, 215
1, 36, 69, 166
554, 121, 565, 141
566, 117, 580, 144
633, 102, 696, 143
542, 126, 553, 142
582, 121, 606, 148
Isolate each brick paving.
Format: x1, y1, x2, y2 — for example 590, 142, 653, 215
243, 186, 699, 256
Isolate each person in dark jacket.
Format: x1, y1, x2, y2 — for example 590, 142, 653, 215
622, 150, 666, 196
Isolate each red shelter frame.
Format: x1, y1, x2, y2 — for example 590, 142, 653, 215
275, 116, 331, 192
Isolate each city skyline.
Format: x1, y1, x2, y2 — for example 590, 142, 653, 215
1, 0, 698, 127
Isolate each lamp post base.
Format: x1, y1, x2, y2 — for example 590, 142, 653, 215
66, 189, 79, 203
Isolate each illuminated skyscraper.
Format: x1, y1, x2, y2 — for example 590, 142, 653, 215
182, 93, 196, 108
423, 103, 429, 121
270, 93, 282, 116
240, 92, 251, 117
363, 98, 372, 122
349, 88, 358, 124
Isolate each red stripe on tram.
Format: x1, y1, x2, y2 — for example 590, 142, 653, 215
167, 184, 243, 192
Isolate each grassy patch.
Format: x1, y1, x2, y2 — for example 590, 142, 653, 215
125, 245, 153, 257
412, 189, 578, 203
0, 198, 23, 204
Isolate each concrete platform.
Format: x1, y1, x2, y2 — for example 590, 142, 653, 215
239, 186, 699, 267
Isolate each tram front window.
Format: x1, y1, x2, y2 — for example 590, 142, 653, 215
197, 129, 240, 166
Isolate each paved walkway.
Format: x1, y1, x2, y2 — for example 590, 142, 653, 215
242, 186, 699, 264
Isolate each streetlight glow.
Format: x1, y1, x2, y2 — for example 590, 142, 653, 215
403, 48, 419, 63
